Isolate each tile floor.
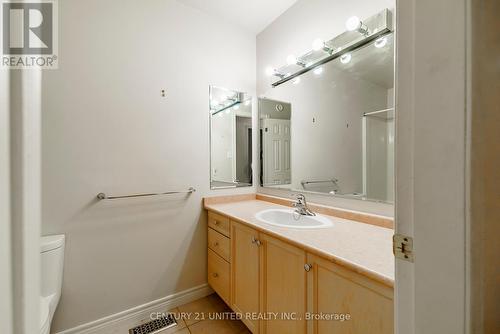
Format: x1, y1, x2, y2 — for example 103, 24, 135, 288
136, 293, 251, 334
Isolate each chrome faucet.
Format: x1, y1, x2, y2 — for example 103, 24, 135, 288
292, 194, 316, 216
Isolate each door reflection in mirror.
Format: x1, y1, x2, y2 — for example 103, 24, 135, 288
258, 99, 291, 188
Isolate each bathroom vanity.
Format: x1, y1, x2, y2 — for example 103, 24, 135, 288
205, 194, 394, 334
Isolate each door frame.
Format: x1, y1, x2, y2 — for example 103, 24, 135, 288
0, 70, 43, 334
395, 0, 470, 333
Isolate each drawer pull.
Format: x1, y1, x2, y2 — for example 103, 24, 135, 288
212, 272, 219, 278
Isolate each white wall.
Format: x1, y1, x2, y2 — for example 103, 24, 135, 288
41, 0, 255, 331
256, 0, 395, 216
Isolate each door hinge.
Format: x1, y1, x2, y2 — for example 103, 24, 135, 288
393, 234, 414, 262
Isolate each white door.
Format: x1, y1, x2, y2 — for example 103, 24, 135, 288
262, 119, 291, 186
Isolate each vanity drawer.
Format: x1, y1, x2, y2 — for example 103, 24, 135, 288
208, 228, 230, 261
208, 249, 230, 304
208, 211, 230, 237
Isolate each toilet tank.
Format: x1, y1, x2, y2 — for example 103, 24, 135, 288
41, 235, 65, 300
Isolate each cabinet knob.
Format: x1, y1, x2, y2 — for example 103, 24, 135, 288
304, 263, 312, 272
212, 272, 219, 278
252, 237, 261, 246
214, 220, 220, 225
214, 242, 219, 247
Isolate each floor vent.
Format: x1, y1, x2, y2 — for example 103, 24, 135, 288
129, 314, 177, 334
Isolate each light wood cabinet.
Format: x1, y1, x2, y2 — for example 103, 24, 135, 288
207, 212, 231, 306
230, 221, 261, 333
208, 211, 230, 237
306, 254, 393, 334
206, 210, 393, 334
260, 234, 307, 334
207, 249, 230, 304
208, 228, 230, 262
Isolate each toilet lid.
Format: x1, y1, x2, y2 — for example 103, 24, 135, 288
40, 296, 50, 330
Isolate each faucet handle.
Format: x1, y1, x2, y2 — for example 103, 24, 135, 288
295, 194, 306, 204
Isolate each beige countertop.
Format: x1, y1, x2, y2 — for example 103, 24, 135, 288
205, 198, 395, 287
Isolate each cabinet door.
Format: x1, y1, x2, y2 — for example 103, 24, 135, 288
231, 221, 260, 333
261, 234, 306, 334
307, 254, 393, 334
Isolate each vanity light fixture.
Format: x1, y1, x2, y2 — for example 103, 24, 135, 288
313, 66, 323, 75
266, 66, 287, 79
345, 16, 369, 35
374, 36, 387, 48
268, 8, 392, 87
312, 38, 334, 54
340, 53, 352, 64
286, 54, 306, 67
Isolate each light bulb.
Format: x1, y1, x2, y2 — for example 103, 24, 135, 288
286, 54, 297, 65
345, 16, 361, 31
374, 37, 387, 48
312, 38, 324, 51
313, 67, 323, 75
225, 109, 231, 114
292, 77, 301, 85
244, 100, 251, 106
211, 99, 219, 106
340, 53, 352, 64
265, 66, 275, 76
233, 105, 240, 110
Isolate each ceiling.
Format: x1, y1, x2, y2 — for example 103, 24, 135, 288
178, 0, 298, 34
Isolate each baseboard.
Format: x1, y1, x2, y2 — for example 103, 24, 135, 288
55, 284, 213, 334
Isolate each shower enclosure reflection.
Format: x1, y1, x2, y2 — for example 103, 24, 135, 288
210, 86, 253, 189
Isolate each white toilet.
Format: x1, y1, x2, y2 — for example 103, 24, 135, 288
40, 235, 65, 334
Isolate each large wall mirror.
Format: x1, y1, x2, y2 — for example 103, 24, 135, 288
259, 24, 394, 203
210, 86, 253, 189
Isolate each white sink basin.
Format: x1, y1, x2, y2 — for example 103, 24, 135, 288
255, 209, 333, 229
